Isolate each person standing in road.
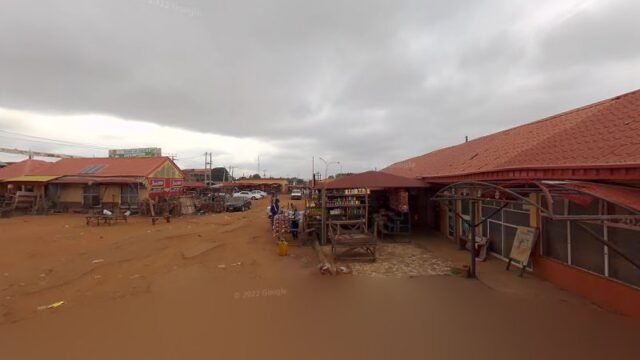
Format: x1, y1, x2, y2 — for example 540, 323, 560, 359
270, 198, 280, 227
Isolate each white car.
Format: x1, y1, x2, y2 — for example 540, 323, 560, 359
251, 190, 266, 200
290, 189, 303, 200
233, 191, 253, 200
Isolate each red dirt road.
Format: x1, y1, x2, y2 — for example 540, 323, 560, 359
1, 198, 639, 359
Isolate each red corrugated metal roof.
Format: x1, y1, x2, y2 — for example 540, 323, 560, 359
50, 176, 144, 184
32, 157, 176, 177
383, 89, 640, 182
323, 171, 428, 189
0, 159, 50, 181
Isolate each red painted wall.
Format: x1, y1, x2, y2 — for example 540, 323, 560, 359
533, 256, 640, 320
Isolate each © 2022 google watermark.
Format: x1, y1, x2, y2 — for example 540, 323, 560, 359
234, 288, 288, 300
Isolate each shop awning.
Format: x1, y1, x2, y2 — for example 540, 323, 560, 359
1, 175, 61, 183
183, 181, 207, 189
322, 171, 428, 189
551, 182, 640, 212
50, 176, 144, 185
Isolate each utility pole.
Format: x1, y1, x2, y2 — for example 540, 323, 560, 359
257, 155, 261, 177
262, 170, 267, 178
204, 152, 213, 187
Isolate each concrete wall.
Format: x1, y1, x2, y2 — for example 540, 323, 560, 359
533, 256, 640, 319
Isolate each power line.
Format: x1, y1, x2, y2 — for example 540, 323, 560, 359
0, 129, 110, 150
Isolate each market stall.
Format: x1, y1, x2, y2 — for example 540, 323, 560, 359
306, 171, 428, 255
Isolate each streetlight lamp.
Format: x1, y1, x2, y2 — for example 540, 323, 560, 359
318, 157, 340, 179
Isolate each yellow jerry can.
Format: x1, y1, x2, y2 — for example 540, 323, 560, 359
277, 240, 288, 256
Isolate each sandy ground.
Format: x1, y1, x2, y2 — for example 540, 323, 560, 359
1, 197, 639, 359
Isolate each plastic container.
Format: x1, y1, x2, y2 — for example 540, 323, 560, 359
278, 240, 288, 256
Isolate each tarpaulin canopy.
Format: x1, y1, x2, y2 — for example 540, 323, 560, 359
322, 171, 428, 189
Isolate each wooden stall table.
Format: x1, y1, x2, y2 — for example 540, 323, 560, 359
329, 219, 376, 261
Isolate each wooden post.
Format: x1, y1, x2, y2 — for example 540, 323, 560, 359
321, 188, 327, 245
468, 199, 477, 279
312, 239, 335, 275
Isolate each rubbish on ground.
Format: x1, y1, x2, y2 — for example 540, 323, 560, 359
37, 301, 65, 311
337, 266, 352, 275
230, 262, 242, 266
102, 209, 113, 216
217, 264, 226, 269
129, 274, 142, 279
39, 273, 46, 277
93, 275, 102, 279
91, 259, 105, 264
318, 263, 332, 275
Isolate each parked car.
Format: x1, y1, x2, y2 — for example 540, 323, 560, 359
250, 190, 265, 200
233, 191, 253, 200
226, 197, 251, 212
290, 189, 303, 200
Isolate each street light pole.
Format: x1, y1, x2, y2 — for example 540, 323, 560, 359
319, 157, 340, 179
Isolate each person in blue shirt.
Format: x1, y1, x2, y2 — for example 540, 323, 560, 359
269, 198, 280, 226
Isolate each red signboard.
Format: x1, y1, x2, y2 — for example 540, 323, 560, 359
150, 178, 166, 187
148, 177, 184, 198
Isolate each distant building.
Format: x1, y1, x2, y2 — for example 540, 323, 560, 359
108, 147, 162, 158
182, 167, 234, 185
237, 178, 289, 193
1, 157, 184, 210
182, 168, 208, 183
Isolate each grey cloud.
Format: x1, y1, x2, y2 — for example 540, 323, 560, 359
1, 0, 639, 176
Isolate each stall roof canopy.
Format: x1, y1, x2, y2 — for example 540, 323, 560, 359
383, 89, 640, 182
322, 171, 428, 189
2, 175, 60, 183
50, 176, 144, 184
0, 159, 50, 181
559, 182, 640, 213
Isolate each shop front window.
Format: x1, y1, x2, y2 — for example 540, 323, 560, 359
541, 197, 640, 288
83, 185, 100, 208
121, 185, 139, 206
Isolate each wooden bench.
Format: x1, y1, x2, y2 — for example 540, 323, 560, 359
86, 215, 113, 226
152, 215, 171, 225
86, 209, 128, 226
329, 219, 376, 261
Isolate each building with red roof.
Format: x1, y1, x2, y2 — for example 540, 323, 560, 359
2, 157, 184, 211
384, 89, 640, 182
0, 159, 50, 181
383, 89, 640, 319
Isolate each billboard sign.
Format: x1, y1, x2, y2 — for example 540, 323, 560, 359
109, 147, 162, 158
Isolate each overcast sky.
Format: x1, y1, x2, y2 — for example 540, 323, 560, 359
1, 0, 639, 178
